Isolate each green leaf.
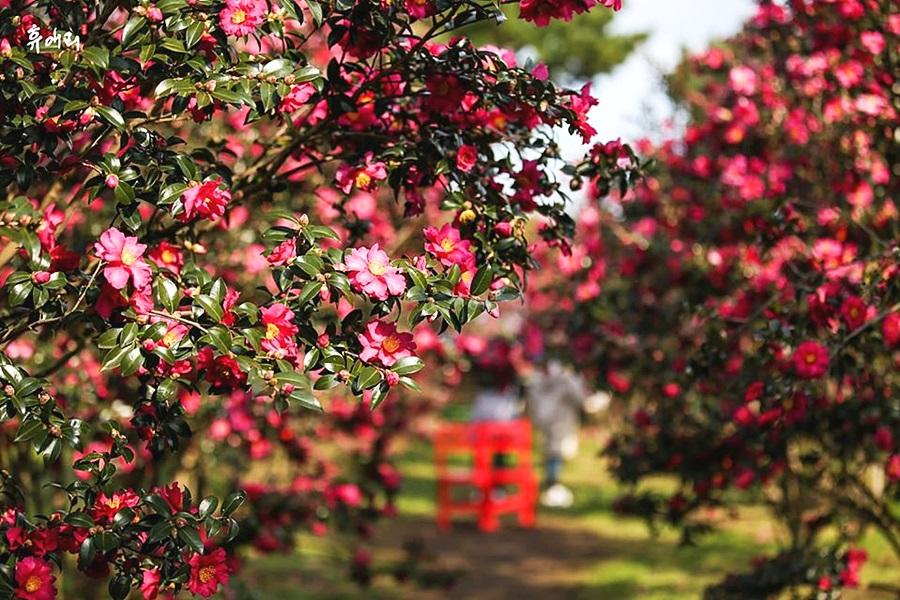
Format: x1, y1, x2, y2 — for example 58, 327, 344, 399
144, 493, 172, 515
369, 382, 389, 409
65, 512, 94, 528
113, 507, 135, 528
155, 277, 180, 312
113, 180, 135, 205
8, 282, 32, 307
177, 527, 204, 553
15, 378, 41, 397
13, 419, 45, 443
289, 388, 323, 412
109, 574, 130, 600
356, 366, 381, 390
295, 254, 324, 277
313, 374, 338, 390
79, 537, 95, 566
185, 21, 205, 49
194, 295, 224, 322
202, 326, 232, 354
199, 496, 218, 519
147, 520, 173, 543
119, 347, 144, 377
391, 356, 424, 375
122, 16, 146, 47
155, 379, 178, 403
470, 265, 493, 296
82, 46, 109, 70
306, 0, 323, 25
95, 105, 125, 130
297, 281, 323, 306
95, 532, 118, 552
399, 376, 421, 392
274, 371, 310, 388
221, 491, 246, 516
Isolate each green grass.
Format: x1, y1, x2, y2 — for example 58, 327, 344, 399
240, 429, 899, 599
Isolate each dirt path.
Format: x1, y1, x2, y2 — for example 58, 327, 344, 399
373, 513, 611, 600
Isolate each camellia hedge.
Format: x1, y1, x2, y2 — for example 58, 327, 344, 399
0, 0, 629, 597
529, 0, 898, 597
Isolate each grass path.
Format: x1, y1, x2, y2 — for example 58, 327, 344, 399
244, 427, 898, 599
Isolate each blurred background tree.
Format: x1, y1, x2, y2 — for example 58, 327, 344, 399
462, 7, 646, 79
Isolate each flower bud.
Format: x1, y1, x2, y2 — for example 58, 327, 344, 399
31, 271, 51, 284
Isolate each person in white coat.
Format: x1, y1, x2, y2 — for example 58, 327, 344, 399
525, 360, 589, 508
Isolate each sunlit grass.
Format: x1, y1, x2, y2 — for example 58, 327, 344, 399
242, 428, 898, 599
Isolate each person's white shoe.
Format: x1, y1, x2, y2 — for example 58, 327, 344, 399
541, 483, 574, 508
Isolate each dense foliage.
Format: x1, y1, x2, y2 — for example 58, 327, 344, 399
0, 0, 627, 597
529, 0, 898, 597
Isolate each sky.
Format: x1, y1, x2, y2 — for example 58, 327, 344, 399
562, 0, 756, 154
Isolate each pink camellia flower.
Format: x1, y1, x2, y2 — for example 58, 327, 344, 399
792, 340, 829, 379
15, 556, 56, 600
94, 227, 152, 290
358, 320, 416, 367
423, 223, 473, 267
344, 244, 406, 301
105, 173, 119, 189
456, 145, 477, 173
729, 65, 758, 95
219, 0, 265, 37
146, 4, 163, 21
140, 568, 165, 600
267, 239, 296, 266
278, 83, 315, 113
180, 178, 231, 222
187, 547, 230, 598
260, 303, 299, 353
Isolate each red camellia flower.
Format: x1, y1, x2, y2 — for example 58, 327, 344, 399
180, 178, 231, 222
405, 0, 435, 20
15, 557, 56, 600
197, 347, 247, 389
839, 295, 868, 330
148, 241, 184, 275
456, 145, 478, 173
187, 548, 230, 598
93, 227, 152, 290
792, 340, 829, 379
358, 320, 416, 367
140, 568, 168, 600
49, 244, 80, 272
423, 223, 474, 267
91, 490, 140, 524
334, 154, 387, 194
839, 548, 867, 588
882, 312, 899, 347
519, 0, 615, 27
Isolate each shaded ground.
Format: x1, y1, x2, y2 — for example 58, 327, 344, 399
244, 428, 899, 599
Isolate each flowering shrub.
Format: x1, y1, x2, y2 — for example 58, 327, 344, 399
530, 0, 898, 596
0, 0, 624, 596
